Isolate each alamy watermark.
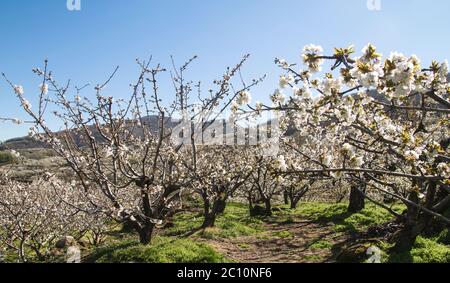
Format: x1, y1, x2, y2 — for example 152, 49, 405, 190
367, 0, 381, 11
170, 107, 281, 157
67, 0, 81, 11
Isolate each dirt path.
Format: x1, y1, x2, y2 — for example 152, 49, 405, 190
205, 219, 349, 263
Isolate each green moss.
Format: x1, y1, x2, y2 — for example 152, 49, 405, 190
435, 228, 450, 245
293, 202, 404, 233
165, 211, 203, 236
197, 227, 221, 239
303, 254, 322, 262
309, 240, 333, 250
387, 237, 450, 263
216, 203, 264, 237
273, 230, 294, 239
167, 202, 264, 239
88, 237, 229, 263
237, 243, 251, 250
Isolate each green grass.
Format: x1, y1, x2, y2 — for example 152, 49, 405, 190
296, 202, 449, 263
87, 237, 229, 263
4, 199, 447, 263
380, 236, 450, 263
213, 204, 264, 238
165, 211, 204, 236
237, 243, 251, 250
166, 203, 264, 239
436, 228, 450, 245
273, 230, 294, 239
18, 149, 56, 160
309, 239, 333, 250
288, 202, 405, 233
303, 254, 322, 261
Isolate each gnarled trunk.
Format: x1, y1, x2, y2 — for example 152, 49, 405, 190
283, 190, 289, 205
288, 192, 305, 209
202, 213, 217, 228
138, 224, 155, 245
247, 192, 254, 215
289, 196, 298, 209
216, 198, 227, 214
201, 195, 225, 228
348, 183, 366, 213
264, 199, 272, 216
121, 219, 135, 233
392, 184, 436, 252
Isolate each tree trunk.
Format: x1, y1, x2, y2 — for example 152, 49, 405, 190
201, 197, 222, 228
283, 190, 289, 205
348, 183, 366, 213
19, 238, 26, 263
216, 198, 227, 214
264, 199, 272, 216
391, 214, 430, 253
392, 187, 433, 252
391, 224, 421, 253
138, 224, 154, 245
247, 193, 254, 215
392, 191, 421, 252
202, 213, 216, 228
290, 196, 299, 209
121, 219, 135, 233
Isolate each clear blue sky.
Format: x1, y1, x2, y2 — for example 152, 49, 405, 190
1, 0, 449, 140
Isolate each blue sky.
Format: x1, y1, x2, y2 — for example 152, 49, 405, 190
1, 0, 450, 140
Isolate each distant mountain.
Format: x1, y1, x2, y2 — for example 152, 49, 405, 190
0, 115, 179, 151
0, 136, 49, 151
0, 114, 254, 151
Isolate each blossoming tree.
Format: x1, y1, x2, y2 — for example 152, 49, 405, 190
0, 172, 98, 262
3, 55, 263, 244
240, 43, 450, 251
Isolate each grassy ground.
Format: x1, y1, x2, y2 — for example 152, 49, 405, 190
82, 201, 449, 263
165, 203, 264, 239
85, 237, 229, 263
4, 201, 448, 263
3, 151, 447, 263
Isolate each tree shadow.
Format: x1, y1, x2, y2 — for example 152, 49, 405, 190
386, 250, 414, 263
312, 211, 361, 234
83, 241, 138, 263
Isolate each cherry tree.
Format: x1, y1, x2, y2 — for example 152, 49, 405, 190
189, 146, 255, 228
3, 55, 263, 244
0, 172, 94, 262
241, 43, 450, 251
244, 155, 287, 216
282, 175, 315, 209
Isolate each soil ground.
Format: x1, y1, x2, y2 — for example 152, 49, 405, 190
204, 218, 349, 263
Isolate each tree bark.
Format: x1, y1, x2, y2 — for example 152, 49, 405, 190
19, 238, 26, 263
138, 224, 154, 245
201, 196, 223, 228
392, 184, 436, 252
283, 190, 289, 205
348, 183, 366, 213
264, 199, 272, 216
290, 196, 299, 209
121, 219, 135, 233
202, 213, 217, 228
391, 223, 423, 253
216, 198, 227, 214
247, 193, 253, 215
